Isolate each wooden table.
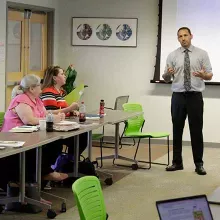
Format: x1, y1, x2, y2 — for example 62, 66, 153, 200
0, 111, 142, 216
0, 121, 104, 217
0, 131, 60, 214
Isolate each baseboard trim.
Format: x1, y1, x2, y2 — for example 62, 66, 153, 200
95, 136, 220, 148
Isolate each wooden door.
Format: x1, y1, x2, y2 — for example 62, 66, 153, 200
6, 10, 47, 108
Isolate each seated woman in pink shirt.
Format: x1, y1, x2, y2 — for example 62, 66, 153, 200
0, 74, 68, 191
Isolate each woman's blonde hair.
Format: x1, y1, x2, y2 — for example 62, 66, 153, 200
11, 74, 41, 99
41, 66, 62, 90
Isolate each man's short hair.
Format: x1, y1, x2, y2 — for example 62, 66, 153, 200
177, 27, 192, 35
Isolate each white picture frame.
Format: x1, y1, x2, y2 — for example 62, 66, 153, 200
71, 17, 138, 47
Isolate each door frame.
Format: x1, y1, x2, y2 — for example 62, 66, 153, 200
5, 2, 55, 110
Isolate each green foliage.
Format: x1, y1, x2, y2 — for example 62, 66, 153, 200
63, 65, 77, 94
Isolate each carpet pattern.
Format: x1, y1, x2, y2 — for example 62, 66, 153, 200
2, 145, 220, 219
0, 143, 170, 219
57, 146, 220, 220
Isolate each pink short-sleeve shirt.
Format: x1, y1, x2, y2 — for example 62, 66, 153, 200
1, 93, 46, 132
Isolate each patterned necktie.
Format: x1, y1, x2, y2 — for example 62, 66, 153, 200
184, 49, 191, 91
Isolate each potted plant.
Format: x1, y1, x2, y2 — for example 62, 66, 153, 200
63, 64, 77, 95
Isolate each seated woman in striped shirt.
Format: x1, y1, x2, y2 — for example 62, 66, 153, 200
40, 66, 87, 158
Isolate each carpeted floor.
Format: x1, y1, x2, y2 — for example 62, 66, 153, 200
56, 146, 220, 220
0, 143, 170, 219
2, 145, 220, 219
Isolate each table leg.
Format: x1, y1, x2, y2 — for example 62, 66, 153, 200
88, 131, 92, 160
96, 122, 137, 164
19, 152, 25, 203
36, 147, 42, 193
73, 135, 79, 177
114, 123, 119, 159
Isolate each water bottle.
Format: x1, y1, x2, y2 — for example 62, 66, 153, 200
99, 99, 105, 117
79, 102, 86, 123
46, 111, 54, 132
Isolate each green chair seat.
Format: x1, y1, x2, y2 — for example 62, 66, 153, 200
0, 112, 5, 128
125, 132, 169, 138
92, 133, 104, 140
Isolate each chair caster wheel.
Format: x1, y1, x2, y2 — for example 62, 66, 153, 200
104, 178, 113, 186
131, 164, 138, 170
0, 205, 4, 214
60, 202, 66, 213
47, 209, 57, 219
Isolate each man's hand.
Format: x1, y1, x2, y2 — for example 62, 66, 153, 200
192, 67, 206, 79
167, 64, 175, 75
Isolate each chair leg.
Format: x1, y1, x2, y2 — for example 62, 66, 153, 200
119, 136, 134, 149
119, 134, 123, 149
134, 138, 151, 170
148, 138, 152, 169
138, 138, 151, 169
137, 136, 170, 169
134, 138, 141, 160
133, 138, 136, 146
99, 137, 104, 168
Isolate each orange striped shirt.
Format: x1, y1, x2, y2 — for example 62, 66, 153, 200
41, 86, 69, 112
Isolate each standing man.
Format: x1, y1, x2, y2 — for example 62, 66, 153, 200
163, 27, 213, 175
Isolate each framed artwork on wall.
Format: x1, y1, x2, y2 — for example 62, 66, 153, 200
71, 17, 138, 47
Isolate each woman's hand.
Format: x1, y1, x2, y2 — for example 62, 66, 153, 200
59, 112, 65, 120
73, 110, 79, 117
68, 102, 79, 111
53, 112, 65, 123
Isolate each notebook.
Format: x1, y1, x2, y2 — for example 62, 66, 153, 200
156, 195, 213, 220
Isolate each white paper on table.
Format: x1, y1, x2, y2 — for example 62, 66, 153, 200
0, 141, 25, 148
54, 121, 78, 125
53, 121, 80, 131
9, 126, 39, 133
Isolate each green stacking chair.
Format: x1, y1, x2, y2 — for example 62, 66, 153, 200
121, 103, 170, 170
0, 112, 5, 128
72, 176, 108, 220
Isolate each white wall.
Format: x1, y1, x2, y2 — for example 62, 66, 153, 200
0, 0, 59, 110
57, 0, 220, 144
1, 0, 220, 144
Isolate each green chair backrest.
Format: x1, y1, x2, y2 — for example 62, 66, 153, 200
122, 103, 144, 135
0, 112, 5, 128
72, 176, 107, 220
65, 83, 84, 106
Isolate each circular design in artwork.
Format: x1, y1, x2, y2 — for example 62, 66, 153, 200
13, 23, 21, 39
76, 24, 92, 40
116, 24, 132, 41
96, 24, 112, 40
